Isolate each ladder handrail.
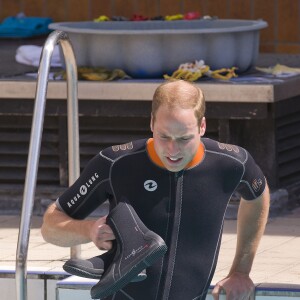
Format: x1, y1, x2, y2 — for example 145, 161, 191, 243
15, 30, 81, 300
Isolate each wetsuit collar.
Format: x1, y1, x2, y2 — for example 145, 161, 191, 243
146, 138, 205, 170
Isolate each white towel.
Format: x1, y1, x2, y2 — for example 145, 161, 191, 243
15, 45, 62, 67
256, 64, 300, 78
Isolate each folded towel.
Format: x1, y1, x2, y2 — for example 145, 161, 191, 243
15, 45, 62, 67
256, 64, 300, 78
0, 16, 52, 38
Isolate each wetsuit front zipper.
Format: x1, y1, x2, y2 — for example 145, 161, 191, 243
160, 170, 184, 300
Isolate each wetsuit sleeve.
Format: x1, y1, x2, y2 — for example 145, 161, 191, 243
55, 153, 112, 219
236, 150, 266, 200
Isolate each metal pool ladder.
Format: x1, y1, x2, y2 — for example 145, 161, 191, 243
15, 30, 81, 300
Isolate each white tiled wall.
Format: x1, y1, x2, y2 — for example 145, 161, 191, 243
57, 288, 93, 300
256, 297, 298, 300
1, 276, 299, 300
56, 289, 299, 300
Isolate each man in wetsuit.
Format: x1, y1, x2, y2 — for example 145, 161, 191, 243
41, 79, 270, 300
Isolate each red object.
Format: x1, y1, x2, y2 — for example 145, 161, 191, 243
184, 11, 201, 20
131, 14, 148, 21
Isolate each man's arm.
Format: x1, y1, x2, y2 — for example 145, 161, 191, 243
212, 183, 270, 299
41, 203, 114, 250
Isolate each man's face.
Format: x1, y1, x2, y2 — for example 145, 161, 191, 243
151, 105, 206, 172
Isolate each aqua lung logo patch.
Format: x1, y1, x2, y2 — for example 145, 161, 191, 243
80, 185, 88, 195
218, 142, 239, 153
112, 142, 133, 152
125, 245, 148, 260
67, 173, 99, 208
144, 180, 158, 192
252, 178, 263, 193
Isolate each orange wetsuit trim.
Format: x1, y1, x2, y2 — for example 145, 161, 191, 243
146, 138, 205, 169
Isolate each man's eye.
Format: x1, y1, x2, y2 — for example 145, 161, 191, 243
181, 137, 191, 141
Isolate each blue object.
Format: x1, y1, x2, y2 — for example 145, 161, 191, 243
49, 19, 268, 77
0, 16, 53, 38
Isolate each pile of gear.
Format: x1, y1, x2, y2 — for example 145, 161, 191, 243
54, 61, 237, 82
54, 67, 131, 81
94, 11, 202, 22
164, 60, 238, 81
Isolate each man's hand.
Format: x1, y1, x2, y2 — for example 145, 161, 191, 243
212, 272, 255, 300
89, 216, 115, 250
212, 185, 269, 299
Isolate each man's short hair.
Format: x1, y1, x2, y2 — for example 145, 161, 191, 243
152, 80, 206, 126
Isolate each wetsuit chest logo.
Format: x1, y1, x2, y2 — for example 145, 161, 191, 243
144, 180, 158, 192
112, 142, 133, 151
252, 178, 263, 192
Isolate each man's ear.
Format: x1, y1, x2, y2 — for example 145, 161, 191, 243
200, 117, 206, 136
150, 113, 154, 132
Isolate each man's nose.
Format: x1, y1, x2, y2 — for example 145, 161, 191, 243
167, 140, 180, 156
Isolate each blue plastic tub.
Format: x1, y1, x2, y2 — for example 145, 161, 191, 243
49, 19, 268, 78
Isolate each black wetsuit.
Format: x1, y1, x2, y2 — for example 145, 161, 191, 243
56, 138, 266, 300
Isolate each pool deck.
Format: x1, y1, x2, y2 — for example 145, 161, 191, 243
0, 207, 299, 287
